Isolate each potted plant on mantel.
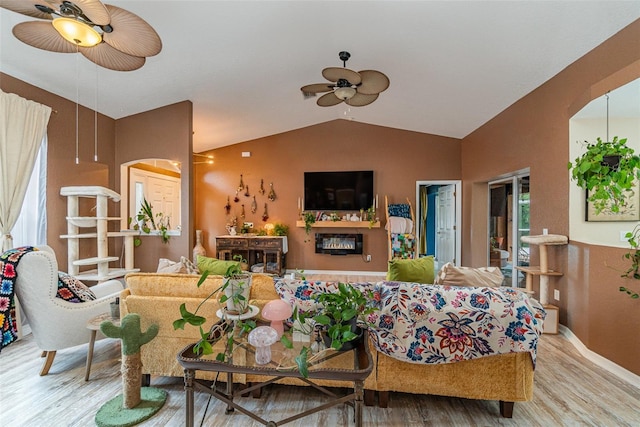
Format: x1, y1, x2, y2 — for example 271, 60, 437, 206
568, 136, 640, 215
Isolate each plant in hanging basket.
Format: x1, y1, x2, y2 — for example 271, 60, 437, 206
568, 136, 640, 214
620, 225, 640, 300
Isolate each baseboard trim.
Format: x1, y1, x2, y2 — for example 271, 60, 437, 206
559, 324, 640, 389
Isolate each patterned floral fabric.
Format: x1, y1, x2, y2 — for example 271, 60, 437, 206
361, 281, 545, 367
57, 272, 97, 303
274, 279, 339, 316
275, 278, 545, 367
1, 246, 37, 351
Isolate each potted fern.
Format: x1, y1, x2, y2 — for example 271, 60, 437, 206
568, 136, 640, 214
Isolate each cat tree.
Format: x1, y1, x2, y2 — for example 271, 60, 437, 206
516, 233, 568, 334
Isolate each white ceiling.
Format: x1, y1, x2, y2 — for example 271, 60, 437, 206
1, 1, 639, 153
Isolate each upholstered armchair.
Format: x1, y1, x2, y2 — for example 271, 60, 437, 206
14, 246, 123, 375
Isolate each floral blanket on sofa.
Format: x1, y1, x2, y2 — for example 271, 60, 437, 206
363, 281, 546, 367
274, 279, 545, 367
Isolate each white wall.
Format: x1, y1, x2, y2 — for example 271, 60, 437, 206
569, 117, 640, 247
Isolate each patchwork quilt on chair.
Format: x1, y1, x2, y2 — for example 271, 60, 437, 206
362, 281, 546, 367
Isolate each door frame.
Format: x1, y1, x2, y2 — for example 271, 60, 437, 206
487, 169, 530, 287
415, 180, 462, 265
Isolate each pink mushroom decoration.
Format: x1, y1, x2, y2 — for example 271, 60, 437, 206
261, 299, 293, 338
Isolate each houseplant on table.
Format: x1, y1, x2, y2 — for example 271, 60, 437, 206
173, 256, 255, 360
281, 282, 377, 377
568, 136, 640, 214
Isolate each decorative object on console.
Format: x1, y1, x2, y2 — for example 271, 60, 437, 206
1, 0, 162, 71
193, 230, 206, 262
301, 51, 390, 107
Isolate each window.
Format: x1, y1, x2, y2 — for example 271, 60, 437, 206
11, 137, 47, 247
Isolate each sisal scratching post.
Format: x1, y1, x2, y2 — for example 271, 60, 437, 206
96, 314, 166, 427
520, 234, 567, 305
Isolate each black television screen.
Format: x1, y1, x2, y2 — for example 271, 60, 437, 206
304, 171, 374, 211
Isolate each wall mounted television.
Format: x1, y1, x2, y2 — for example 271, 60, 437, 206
304, 170, 374, 211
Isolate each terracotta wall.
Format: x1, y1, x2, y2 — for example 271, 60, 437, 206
115, 101, 194, 272
1, 74, 194, 274
1, 73, 115, 267
194, 120, 461, 272
460, 19, 640, 374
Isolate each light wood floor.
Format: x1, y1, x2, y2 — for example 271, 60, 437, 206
1, 332, 638, 426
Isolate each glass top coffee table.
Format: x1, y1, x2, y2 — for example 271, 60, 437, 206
177, 320, 373, 427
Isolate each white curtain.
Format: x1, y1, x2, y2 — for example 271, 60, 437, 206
0, 90, 52, 252
11, 138, 47, 247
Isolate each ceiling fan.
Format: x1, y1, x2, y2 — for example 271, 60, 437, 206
301, 51, 390, 107
0, 0, 162, 71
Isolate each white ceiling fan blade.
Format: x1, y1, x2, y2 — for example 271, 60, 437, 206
13, 21, 78, 53
357, 70, 390, 95
346, 92, 378, 107
301, 83, 334, 94
317, 92, 344, 107
102, 4, 162, 58
0, 0, 54, 19
71, 0, 110, 26
80, 42, 145, 71
322, 67, 361, 85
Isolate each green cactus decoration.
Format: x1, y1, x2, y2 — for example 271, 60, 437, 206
101, 313, 159, 355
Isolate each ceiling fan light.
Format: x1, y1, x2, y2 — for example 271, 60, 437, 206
334, 86, 356, 100
52, 17, 102, 47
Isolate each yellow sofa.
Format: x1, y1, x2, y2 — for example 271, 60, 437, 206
121, 273, 534, 417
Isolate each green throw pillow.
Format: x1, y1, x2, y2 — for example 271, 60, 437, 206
386, 256, 435, 284
197, 255, 240, 276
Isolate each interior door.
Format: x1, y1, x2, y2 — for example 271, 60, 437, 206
436, 185, 456, 265
416, 180, 461, 266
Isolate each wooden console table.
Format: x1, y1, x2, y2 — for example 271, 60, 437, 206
216, 235, 287, 276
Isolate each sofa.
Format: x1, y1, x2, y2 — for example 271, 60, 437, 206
120, 272, 542, 417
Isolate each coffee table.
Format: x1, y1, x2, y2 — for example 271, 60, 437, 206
177, 320, 373, 426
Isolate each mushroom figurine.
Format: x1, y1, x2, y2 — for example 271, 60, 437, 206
247, 326, 279, 365
261, 299, 293, 338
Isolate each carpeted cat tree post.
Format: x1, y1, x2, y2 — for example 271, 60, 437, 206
95, 313, 166, 427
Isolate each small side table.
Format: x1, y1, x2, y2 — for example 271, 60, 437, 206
85, 312, 120, 381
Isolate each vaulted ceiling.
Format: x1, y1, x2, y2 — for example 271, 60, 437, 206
1, 1, 639, 152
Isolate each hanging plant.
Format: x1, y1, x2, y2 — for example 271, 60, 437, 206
620, 225, 640, 299
568, 136, 640, 214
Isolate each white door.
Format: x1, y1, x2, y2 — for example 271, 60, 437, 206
436, 185, 456, 265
